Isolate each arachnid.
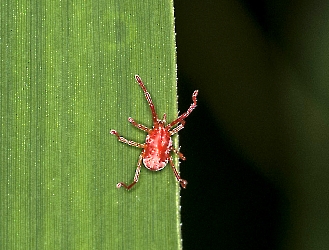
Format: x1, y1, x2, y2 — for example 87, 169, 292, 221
111, 75, 198, 190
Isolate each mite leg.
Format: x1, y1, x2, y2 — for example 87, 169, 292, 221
128, 117, 149, 132
135, 75, 158, 124
169, 156, 187, 189
117, 152, 143, 190
171, 147, 186, 161
169, 120, 186, 135
167, 90, 198, 129
110, 130, 145, 148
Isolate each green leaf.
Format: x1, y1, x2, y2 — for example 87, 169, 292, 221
1, 0, 182, 249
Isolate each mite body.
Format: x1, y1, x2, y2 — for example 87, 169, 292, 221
111, 75, 198, 190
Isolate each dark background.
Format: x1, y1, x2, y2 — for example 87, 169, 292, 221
174, 1, 329, 249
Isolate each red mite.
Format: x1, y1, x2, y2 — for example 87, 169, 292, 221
111, 75, 198, 190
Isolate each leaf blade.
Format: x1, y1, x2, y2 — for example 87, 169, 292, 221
1, 0, 182, 249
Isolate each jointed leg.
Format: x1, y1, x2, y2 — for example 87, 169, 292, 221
117, 152, 144, 190
171, 147, 186, 160
128, 117, 149, 132
167, 90, 198, 129
169, 156, 187, 188
169, 120, 185, 135
110, 130, 145, 148
135, 75, 158, 124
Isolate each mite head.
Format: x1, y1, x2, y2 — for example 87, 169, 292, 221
156, 113, 167, 126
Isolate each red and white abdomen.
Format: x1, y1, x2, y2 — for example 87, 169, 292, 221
143, 127, 172, 171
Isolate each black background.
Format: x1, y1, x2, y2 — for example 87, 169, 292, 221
174, 0, 319, 249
